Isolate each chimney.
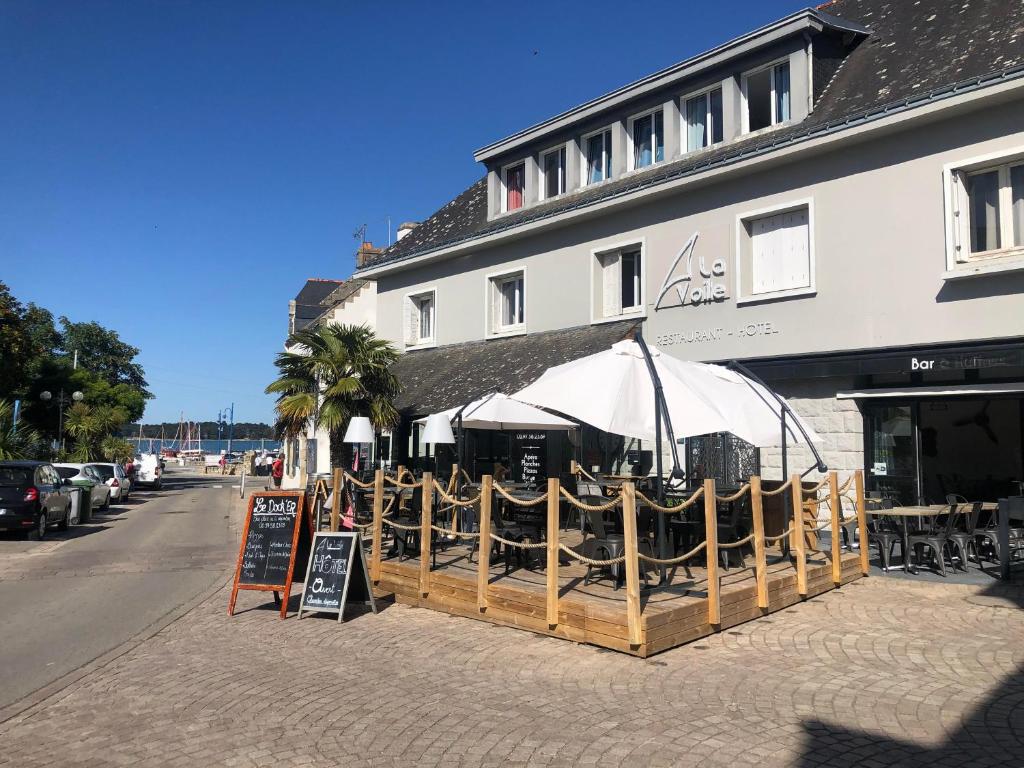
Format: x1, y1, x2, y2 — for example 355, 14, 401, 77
355, 241, 383, 268
396, 221, 419, 242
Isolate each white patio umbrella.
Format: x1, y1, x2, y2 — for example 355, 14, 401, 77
511, 340, 818, 448
414, 392, 577, 431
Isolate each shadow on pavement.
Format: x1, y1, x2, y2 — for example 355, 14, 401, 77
796, 580, 1024, 767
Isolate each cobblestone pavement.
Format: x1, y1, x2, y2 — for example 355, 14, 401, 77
1, 534, 1021, 766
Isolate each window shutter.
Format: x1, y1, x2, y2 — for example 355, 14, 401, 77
751, 216, 779, 294
951, 170, 970, 263
404, 296, 420, 344
602, 253, 622, 316
781, 209, 810, 289
490, 279, 501, 332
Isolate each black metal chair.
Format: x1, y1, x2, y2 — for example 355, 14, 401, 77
868, 500, 904, 573
907, 504, 960, 576
946, 498, 982, 571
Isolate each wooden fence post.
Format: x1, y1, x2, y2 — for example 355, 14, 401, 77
704, 478, 720, 626
370, 469, 384, 583
419, 472, 432, 597
546, 477, 560, 628
477, 475, 492, 612
330, 468, 343, 532
829, 471, 841, 585
621, 481, 642, 646
750, 475, 769, 609
855, 470, 869, 576
791, 474, 807, 596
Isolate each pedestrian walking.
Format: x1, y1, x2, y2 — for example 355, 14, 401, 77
255, 452, 265, 476
271, 455, 284, 488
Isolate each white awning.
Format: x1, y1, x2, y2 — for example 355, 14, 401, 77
837, 382, 1024, 399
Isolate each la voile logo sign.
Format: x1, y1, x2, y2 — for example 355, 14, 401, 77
654, 232, 729, 310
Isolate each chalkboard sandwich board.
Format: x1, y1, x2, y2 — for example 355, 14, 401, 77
228, 491, 312, 619
297, 532, 376, 621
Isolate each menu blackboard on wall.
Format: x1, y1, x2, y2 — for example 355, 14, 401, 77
297, 532, 376, 621
228, 491, 311, 619
512, 432, 547, 485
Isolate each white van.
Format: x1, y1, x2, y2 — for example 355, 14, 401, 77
134, 454, 162, 490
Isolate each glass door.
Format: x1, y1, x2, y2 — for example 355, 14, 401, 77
864, 403, 919, 505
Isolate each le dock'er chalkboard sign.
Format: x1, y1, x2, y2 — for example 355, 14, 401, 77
228, 491, 312, 619
297, 532, 376, 621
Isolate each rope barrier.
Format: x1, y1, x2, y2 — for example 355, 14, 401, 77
557, 543, 626, 566
493, 483, 549, 507
715, 484, 751, 503
343, 472, 374, 489
637, 540, 707, 565
838, 475, 855, 493
382, 518, 420, 532
432, 480, 481, 507
636, 487, 703, 513
719, 533, 755, 549
801, 477, 830, 494
764, 526, 794, 543
558, 487, 621, 512
489, 532, 548, 549
574, 465, 599, 482
430, 524, 480, 538
385, 477, 422, 489
760, 479, 793, 496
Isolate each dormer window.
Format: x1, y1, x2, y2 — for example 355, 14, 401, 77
743, 60, 790, 133
629, 108, 664, 170
541, 146, 566, 200
584, 129, 613, 185
503, 162, 525, 212
684, 87, 724, 152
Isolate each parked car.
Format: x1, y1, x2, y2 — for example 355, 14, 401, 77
87, 462, 131, 502
134, 453, 162, 490
53, 464, 112, 512
0, 461, 73, 539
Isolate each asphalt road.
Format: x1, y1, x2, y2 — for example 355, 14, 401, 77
0, 466, 236, 711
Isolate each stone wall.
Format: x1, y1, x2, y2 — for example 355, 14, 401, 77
760, 376, 864, 482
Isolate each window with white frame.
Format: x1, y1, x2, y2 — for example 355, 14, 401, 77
684, 87, 724, 152
737, 203, 813, 301
503, 162, 525, 212
743, 60, 790, 133
629, 109, 664, 169
403, 290, 435, 346
949, 159, 1024, 262
488, 271, 525, 333
585, 129, 613, 185
541, 146, 566, 199
596, 246, 643, 318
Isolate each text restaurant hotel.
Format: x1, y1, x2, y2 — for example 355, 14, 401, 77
355, 0, 1024, 504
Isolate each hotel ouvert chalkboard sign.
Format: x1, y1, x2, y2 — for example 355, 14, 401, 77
297, 532, 376, 621
228, 491, 312, 619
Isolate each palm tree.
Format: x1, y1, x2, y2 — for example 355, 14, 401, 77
266, 323, 400, 469
64, 403, 126, 462
0, 399, 45, 460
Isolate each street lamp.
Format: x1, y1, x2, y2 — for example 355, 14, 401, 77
40, 389, 83, 455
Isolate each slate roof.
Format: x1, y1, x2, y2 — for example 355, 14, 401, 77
293, 278, 367, 332
393, 319, 640, 415
363, 0, 1024, 272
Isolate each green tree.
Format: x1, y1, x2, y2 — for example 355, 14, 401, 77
0, 282, 35, 401
0, 399, 45, 460
266, 324, 399, 468
100, 436, 136, 462
59, 317, 150, 395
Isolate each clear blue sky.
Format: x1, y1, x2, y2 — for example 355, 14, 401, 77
0, 0, 809, 424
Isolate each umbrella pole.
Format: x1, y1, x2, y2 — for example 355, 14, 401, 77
655, 396, 667, 585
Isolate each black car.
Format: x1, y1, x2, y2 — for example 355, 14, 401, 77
0, 461, 73, 540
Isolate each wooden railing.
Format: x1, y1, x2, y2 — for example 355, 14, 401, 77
362, 467, 869, 648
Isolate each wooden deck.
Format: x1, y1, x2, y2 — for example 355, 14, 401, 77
372, 539, 864, 657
